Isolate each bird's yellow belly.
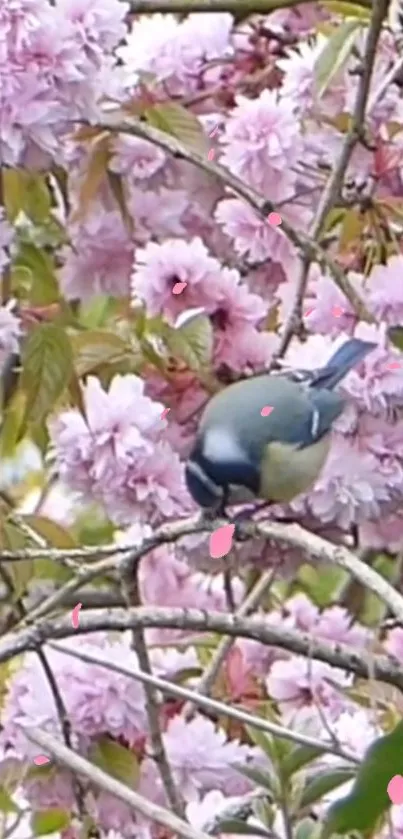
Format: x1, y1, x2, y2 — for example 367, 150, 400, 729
259, 435, 331, 503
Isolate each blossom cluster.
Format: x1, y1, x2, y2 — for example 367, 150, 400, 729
2, 1, 403, 838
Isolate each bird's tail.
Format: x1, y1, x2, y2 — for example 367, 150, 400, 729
310, 338, 377, 390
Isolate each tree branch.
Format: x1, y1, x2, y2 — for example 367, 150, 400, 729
182, 569, 276, 720
49, 640, 359, 762
24, 729, 210, 839
121, 557, 185, 817
275, 0, 388, 357
17, 517, 403, 626
126, 0, 371, 12
81, 114, 373, 323
2, 605, 403, 691
312, 0, 389, 233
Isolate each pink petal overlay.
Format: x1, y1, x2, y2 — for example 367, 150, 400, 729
160, 408, 171, 420
304, 307, 315, 317
387, 774, 403, 805
33, 755, 50, 766
207, 149, 215, 161
266, 212, 282, 226
71, 602, 82, 629
332, 306, 344, 318
209, 524, 235, 559
261, 405, 274, 417
172, 281, 188, 295
208, 126, 219, 138
388, 362, 401, 370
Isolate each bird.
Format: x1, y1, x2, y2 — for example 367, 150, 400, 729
185, 337, 376, 517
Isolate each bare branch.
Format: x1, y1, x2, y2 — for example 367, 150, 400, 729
275, 0, 388, 357
24, 729, 211, 839
3, 605, 403, 690
81, 113, 373, 323
312, 0, 389, 233
182, 569, 276, 720
126, 0, 371, 13
49, 640, 359, 762
121, 558, 185, 817
17, 517, 403, 626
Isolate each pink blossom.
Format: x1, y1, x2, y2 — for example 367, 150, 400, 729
316, 606, 369, 648
0, 0, 127, 167
291, 434, 392, 529
59, 209, 134, 300
278, 38, 327, 111
49, 374, 189, 524
0, 305, 21, 371
126, 187, 189, 243
117, 12, 232, 96
215, 198, 301, 274
2, 638, 147, 755
384, 627, 403, 661
57, 0, 129, 56
283, 593, 319, 630
367, 255, 403, 325
131, 237, 223, 324
110, 136, 166, 180
341, 323, 403, 415
220, 90, 302, 194
211, 267, 274, 368
360, 513, 403, 552
162, 715, 253, 799
303, 268, 361, 336
267, 656, 351, 721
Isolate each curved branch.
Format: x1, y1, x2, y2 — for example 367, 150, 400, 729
2, 605, 403, 690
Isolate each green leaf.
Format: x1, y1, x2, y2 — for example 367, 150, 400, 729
294, 818, 321, 839
107, 171, 133, 232
282, 744, 327, 778
90, 737, 139, 787
314, 20, 361, 98
70, 330, 128, 377
245, 727, 276, 762
0, 520, 32, 600
2, 170, 52, 224
321, 721, 403, 837
21, 515, 78, 549
0, 787, 19, 814
0, 388, 27, 460
76, 133, 111, 219
163, 313, 213, 373
145, 102, 209, 155
21, 324, 74, 424
300, 768, 355, 809
388, 326, 403, 352
235, 764, 278, 794
13, 243, 59, 305
22, 514, 77, 583
323, 1, 371, 20
31, 809, 71, 836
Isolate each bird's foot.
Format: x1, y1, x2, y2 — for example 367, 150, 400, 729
232, 501, 273, 541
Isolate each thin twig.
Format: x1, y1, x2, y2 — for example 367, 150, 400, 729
24, 729, 211, 839
312, 0, 389, 232
80, 113, 373, 323
182, 569, 276, 720
275, 0, 388, 357
49, 641, 359, 762
121, 557, 185, 817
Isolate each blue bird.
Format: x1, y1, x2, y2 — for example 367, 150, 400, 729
185, 338, 376, 516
